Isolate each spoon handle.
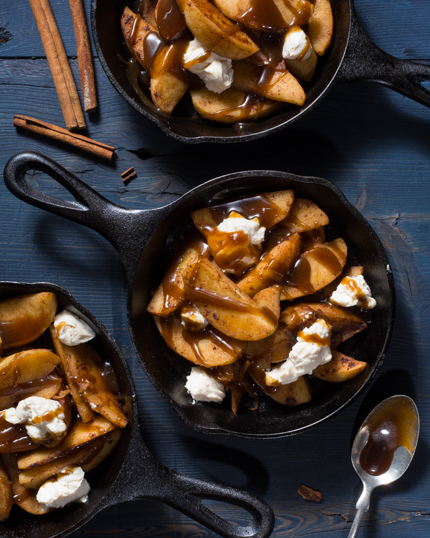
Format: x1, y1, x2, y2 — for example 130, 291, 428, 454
348, 482, 372, 538
347, 506, 366, 538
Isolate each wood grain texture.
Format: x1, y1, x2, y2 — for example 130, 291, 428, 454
1, 0, 430, 536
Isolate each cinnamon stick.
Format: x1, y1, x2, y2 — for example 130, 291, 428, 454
28, 0, 86, 131
14, 115, 114, 161
121, 167, 137, 183
69, 0, 97, 113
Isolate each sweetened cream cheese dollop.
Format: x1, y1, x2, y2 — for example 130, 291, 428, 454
185, 367, 226, 403
184, 38, 233, 94
330, 275, 377, 309
53, 310, 95, 346
282, 26, 312, 61
266, 319, 332, 386
217, 213, 266, 245
3, 396, 66, 444
36, 466, 90, 509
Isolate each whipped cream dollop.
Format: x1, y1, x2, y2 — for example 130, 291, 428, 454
282, 26, 312, 61
184, 38, 233, 94
217, 213, 266, 245
4, 396, 66, 444
185, 367, 226, 403
53, 310, 95, 346
266, 319, 332, 385
36, 466, 90, 509
330, 275, 377, 310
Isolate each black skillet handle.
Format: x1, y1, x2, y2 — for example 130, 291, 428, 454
151, 464, 275, 538
336, 4, 430, 107
3, 151, 170, 282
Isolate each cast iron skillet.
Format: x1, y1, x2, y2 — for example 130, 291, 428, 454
0, 281, 274, 538
4, 151, 395, 438
91, 0, 430, 143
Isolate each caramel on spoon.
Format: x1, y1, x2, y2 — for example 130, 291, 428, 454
348, 395, 419, 538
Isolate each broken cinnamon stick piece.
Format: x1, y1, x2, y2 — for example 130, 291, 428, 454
14, 115, 114, 161
28, 0, 86, 131
69, 0, 97, 113
297, 485, 322, 502
121, 167, 137, 183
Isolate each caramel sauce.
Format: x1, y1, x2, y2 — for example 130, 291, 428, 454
298, 331, 330, 346
32, 405, 64, 425
0, 372, 61, 403
360, 398, 417, 476
155, 0, 187, 41
13, 488, 35, 504
0, 414, 37, 452
243, 0, 312, 31
208, 194, 281, 229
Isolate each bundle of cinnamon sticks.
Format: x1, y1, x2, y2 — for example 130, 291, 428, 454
28, 0, 96, 131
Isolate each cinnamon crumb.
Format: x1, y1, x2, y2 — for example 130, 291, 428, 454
297, 484, 322, 502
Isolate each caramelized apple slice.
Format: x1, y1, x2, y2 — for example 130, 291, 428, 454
2, 453, 49, 515
190, 189, 295, 234
147, 247, 200, 317
191, 87, 283, 124
283, 48, 318, 82
17, 416, 116, 470
49, 328, 127, 429
308, 0, 333, 55
50, 326, 94, 423
233, 60, 306, 105
313, 349, 367, 382
0, 349, 60, 391
0, 455, 12, 520
281, 238, 347, 300
281, 198, 329, 233
154, 314, 243, 366
238, 234, 301, 296
181, 0, 259, 60
305, 302, 368, 347
214, 0, 313, 30
189, 258, 278, 341
0, 292, 57, 351
121, 7, 188, 114
18, 430, 121, 490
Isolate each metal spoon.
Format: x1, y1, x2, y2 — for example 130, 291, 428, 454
348, 395, 419, 538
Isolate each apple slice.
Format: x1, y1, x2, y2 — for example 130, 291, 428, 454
238, 233, 301, 296
308, 0, 333, 56
0, 292, 57, 351
154, 314, 243, 367
283, 48, 318, 82
233, 60, 306, 105
281, 238, 347, 300
0, 349, 60, 391
188, 258, 278, 341
182, 0, 259, 60
313, 349, 367, 382
17, 415, 116, 470
49, 327, 127, 429
0, 456, 12, 520
281, 197, 329, 233
214, 0, 313, 30
191, 87, 283, 124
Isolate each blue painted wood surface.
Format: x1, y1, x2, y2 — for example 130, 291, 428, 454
1, 0, 430, 536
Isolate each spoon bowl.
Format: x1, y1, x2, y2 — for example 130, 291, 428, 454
348, 395, 419, 537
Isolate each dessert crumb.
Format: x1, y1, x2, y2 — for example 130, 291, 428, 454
297, 484, 322, 502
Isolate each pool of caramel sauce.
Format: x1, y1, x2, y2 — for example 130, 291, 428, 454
359, 397, 417, 476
